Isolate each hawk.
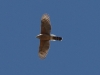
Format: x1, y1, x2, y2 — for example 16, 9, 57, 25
36, 14, 62, 59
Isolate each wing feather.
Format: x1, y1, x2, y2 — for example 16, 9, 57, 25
41, 14, 51, 35
38, 40, 50, 59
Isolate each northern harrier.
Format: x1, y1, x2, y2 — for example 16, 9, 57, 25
36, 14, 62, 59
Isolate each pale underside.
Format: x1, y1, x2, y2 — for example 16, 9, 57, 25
38, 14, 51, 59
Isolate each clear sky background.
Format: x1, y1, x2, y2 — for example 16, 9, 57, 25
0, 0, 100, 75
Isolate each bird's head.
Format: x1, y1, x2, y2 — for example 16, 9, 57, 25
36, 34, 42, 39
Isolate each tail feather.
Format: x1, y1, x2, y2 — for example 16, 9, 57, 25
52, 36, 62, 41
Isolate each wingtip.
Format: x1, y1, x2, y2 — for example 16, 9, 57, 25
41, 13, 50, 20
38, 52, 46, 59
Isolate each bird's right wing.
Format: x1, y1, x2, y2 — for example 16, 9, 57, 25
38, 40, 50, 59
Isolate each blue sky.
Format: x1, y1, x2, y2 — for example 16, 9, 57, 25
0, 0, 100, 75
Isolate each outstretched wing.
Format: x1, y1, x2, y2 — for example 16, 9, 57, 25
38, 40, 50, 59
41, 14, 51, 35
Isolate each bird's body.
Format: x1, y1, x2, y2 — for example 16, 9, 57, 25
36, 14, 62, 59
37, 34, 62, 41
37, 34, 51, 40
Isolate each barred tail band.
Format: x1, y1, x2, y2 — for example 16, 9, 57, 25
52, 36, 62, 41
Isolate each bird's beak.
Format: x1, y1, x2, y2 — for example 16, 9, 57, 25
36, 36, 38, 38
36, 35, 39, 38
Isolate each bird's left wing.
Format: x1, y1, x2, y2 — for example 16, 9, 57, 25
41, 14, 51, 35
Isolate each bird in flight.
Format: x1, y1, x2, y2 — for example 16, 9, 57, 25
36, 14, 62, 59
